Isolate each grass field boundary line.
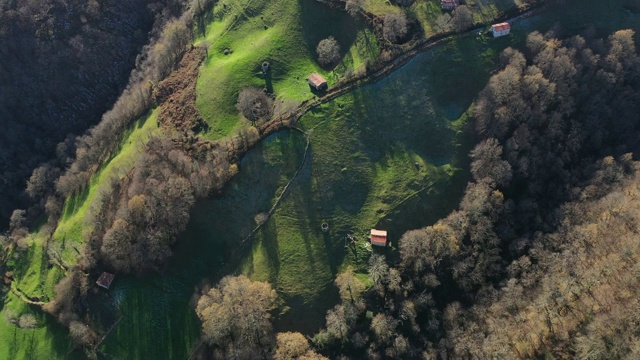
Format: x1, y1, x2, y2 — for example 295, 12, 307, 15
186, 340, 205, 360
215, 127, 310, 278
93, 315, 124, 351
9, 286, 45, 307
240, 127, 309, 246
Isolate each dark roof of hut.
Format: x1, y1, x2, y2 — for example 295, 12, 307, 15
96, 272, 115, 289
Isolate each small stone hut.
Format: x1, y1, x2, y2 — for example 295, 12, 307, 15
370, 229, 388, 247
96, 272, 115, 290
307, 73, 328, 91
491, 22, 511, 37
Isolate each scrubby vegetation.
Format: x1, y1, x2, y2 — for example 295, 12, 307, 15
196, 275, 277, 358
316, 37, 342, 67
236, 87, 274, 124
383, 12, 409, 44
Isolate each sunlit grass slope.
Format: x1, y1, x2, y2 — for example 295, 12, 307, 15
196, 0, 379, 139
49, 111, 161, 266
0, 112, 161, 360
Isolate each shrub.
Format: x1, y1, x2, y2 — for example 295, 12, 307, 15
383, 13, 408, 44
316, 36, 341, 67
236, 87, 274, 123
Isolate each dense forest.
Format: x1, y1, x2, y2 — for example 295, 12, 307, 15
0, 0, 191, 228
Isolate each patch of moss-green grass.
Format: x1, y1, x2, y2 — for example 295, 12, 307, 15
239, 36, 494, 332
0, 293, 75, 360
50, 111, 160, 266
4, 231, 63, 303
195, 0, 379, 139
100, 276, 200, 360
0, 233, 76, 360
515, 0, 640, 37
98, 131, 299, 359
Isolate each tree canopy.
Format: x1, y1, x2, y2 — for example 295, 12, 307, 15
196, 275, 277, 358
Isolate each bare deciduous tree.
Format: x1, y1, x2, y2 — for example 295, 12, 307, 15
383, 12, 408, 44
451, 5, 473, 31
196, 275, 277, 357
236, 87, 274, 123
275, 332, 327, 360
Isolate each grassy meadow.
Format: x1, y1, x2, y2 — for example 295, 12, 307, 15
195, 0, 379, 139
1, 0, 638, 359
99, 30, 502, 357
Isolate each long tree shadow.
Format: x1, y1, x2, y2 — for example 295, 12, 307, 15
257, 217, 280, 285
346, 63, 457, 166
299, 0, 359, 62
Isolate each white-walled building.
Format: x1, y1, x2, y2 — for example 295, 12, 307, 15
491, 22, 511, 37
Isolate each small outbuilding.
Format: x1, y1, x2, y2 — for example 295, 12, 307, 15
96, 272, 115, 290
491, 22, 511, 37
441, 0, 459, 10
307, 73, 328, 91
3, 271, 14, 285
370, 229, 388, 247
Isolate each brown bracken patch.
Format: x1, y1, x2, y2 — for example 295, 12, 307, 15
154, 46, 208, 133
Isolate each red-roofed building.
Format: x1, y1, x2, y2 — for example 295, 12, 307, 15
370, 229, 388, 247
491, 22, 511, 37
96, 272, 115, 289
307, 73, 328, 91
441, 0, 459, 10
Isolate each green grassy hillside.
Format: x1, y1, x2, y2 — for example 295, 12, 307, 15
51, 111, 161, 265
196, 0, 379, 139
0, 112, 160, 360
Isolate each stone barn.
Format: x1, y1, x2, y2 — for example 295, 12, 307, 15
96, 272, 115, 289
491, 22, 511, 37
370, 229, 388, 247
307, 73, 328, 91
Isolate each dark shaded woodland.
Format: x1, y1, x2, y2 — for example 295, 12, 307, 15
0, 0, 187, 228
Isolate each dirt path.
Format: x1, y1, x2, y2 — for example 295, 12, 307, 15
10, 286, 45, 307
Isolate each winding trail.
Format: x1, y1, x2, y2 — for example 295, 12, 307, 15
10, 286, 45, 307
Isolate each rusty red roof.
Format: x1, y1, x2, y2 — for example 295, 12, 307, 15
370, 229, 388, 247
307, 73, 327, 87
492, 22, 511, 32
